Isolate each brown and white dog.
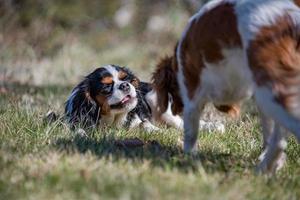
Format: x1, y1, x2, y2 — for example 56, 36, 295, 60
152, 0, 300, 174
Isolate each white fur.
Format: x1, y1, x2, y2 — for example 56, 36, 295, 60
103, 65, 137, 108
128, 114, 143, 128
146, 89, 185, 129
236, 0, 299, 48
190, 0, 238, 22
145, 89, 225, 133
141, 120, 160, 132
94, 65, 138, 127
178, 48, 254, 152
255, 87, 300, 140
235, 0, 300, 173
176, 0, 237, 152
176, 0, 300, 173
176, 0, 244, 112
200, 48, 253, 105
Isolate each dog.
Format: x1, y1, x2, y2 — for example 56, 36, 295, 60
152, 0, 300, 174
65, 65, 225, 134
65, 65, 159, 132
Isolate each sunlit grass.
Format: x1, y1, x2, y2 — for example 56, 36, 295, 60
0, 85, 300, 200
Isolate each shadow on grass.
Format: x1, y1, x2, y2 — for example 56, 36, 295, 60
1, 82, 256, 173
54, 134, 255, 173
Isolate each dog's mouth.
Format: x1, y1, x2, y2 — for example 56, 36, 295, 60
110, 95, 135, 109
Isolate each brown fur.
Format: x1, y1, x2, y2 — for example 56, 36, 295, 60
101, 77, 113, 84
95, 95, 111, 115
130, 78, 140, 88
247, 15, 300, 115
152, 55, 183, 115
152, 3, 242, 116
294, 0, 300, 7
215, 104, 241, 118
179, 2, 242, 99
118, 71, 128, 80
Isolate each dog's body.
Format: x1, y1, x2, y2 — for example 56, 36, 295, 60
152, 0, 300, 173
65, 65, 159, 132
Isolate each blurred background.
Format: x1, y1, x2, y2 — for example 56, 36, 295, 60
0, 0, 210, 88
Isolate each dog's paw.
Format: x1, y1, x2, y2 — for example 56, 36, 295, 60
199, 120, 225, 133
141, 120, 160, 132
256, 151, 286, 175
183, 139, 198, 155
75, 128, 88, 137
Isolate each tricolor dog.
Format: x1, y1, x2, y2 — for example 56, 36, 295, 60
65, 65, 224, 133
65, 65, 158, 132
152, 0, 300, 173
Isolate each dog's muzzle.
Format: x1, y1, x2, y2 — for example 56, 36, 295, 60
119, 82, 130, 93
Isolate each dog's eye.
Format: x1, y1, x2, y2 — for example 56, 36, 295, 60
100, 83, 113, 96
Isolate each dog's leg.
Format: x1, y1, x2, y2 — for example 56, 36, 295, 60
183, 100, 205, 153
254, 87, 300, 173
127, 114, 143, 129
260, 111, 275, 149
258, 112, 275, 163
161, 109, 225, 133
255, 87, 300, 141
147, 90, 225, 132
257, 123, 287, 174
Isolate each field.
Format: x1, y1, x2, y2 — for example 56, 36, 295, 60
1, 1, 300, 199
1, 82, 300, 200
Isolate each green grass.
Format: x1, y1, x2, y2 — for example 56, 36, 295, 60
1, 84, 300, 200
3, 1, 299, 199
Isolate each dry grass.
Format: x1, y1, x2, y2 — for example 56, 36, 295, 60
1, 2, 300, 199
0, 82, 300, 200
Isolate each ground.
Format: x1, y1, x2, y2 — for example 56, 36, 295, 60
1, 1, 300, 199
0, 83, 300, 200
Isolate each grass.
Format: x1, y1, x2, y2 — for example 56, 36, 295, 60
1, 83, 300, 200
1, 2, 300, 198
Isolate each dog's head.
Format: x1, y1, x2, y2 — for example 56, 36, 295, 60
152, 56, 183, 115
86, 65, 140, 114
65, 65, 140, 127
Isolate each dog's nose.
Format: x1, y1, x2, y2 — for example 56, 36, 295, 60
119, 82, 130, 92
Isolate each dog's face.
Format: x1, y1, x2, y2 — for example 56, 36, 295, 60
87, 65, 139, 115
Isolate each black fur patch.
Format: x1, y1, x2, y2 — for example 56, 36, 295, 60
65, 66, 153, 130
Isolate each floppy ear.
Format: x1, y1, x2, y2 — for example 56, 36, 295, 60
84, 79, 111, 115
94, 95, 111, 115
65, 80, 104, 128
152, 56, 181, 114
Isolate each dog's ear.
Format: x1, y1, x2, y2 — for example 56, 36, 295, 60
152, 56, 182, 114
94, 94, 111, 115
84, 80, 110, 115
